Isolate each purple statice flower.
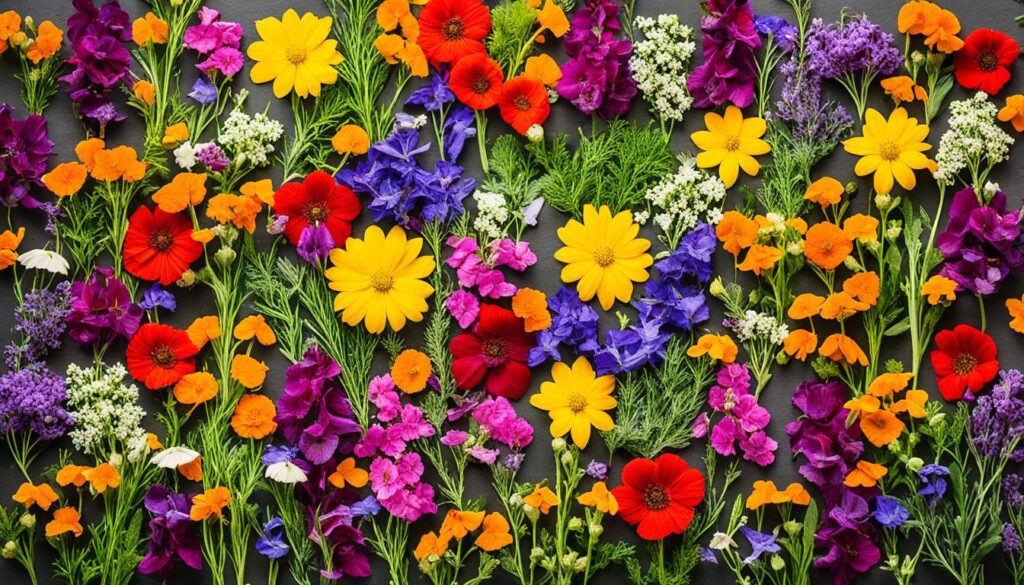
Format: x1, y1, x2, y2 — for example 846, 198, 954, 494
917, 464, 950, 505
1005, 474, 1024, 508
529, 286, 600, 367
140, 283, 176, 313
195, 142, 230, 172
813, 492, 880, 584
188, 77, 218, 105
754, 15, 797, 52
700, 547, 718, 564
5, 282, 71, 369
969, 369, 1024, 459
503, 452, 525, 471
740, 525, 780, 564
0, 364, 73, 440
0, 104, 54, 208
586, 460, 608, 480
1004, 523, 1022, 553
557, 0, 636, 119
687, 0, 761, 109
66, 267, 143, 347
872, 495, 909, 529
296, 223, 335, 265
703, 364, 777, 466
804, 16, 901, 85
937, 188, 1024, 297
139, 484, 202, 577
406, 73, 455, 112
184, 8, 244, 78
60, 0, 132, 133
255, 517, 290, 559
275, 347, 362, 465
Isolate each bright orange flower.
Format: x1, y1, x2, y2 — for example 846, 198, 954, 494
804, 222, 853, 271
240, 179, 276, 206
746, 480, 786, 510
867, 372, 913, 397
923, 275, 957, 305
42, 162, 88, 197
475, 512, 513, 551
523, 485, 558, 514
206, 193, 262, 233
844, 394, 881, 414
328, 457, 369, 489
414, 531, 450, 560
783, 483, 811, 505
537, 0, 569, 37
999, 95, 1024, 132
147, 433, 164, 450
230, 394, 277, 439
440, 509, 485, 540
152, 173, 208, 213
512, 288, 551, 332
26, 21, 62, 63
787, 217, 808, 235
133, 80, 156, 106
898, 1, 932, 35
737, 244, 783, 275
186, 315, 221, 349
132, 12, 169, 45
783, 329, 817, 361
804, 177, 844, 208
860, 410, 905, 447
843, 271, 880, 306
190, 486, 231, 521
525, 54, 562, 87
90, 146, 147, 182
13, 482, 58, 510
716, 211, 758, 256
923, 8, 964, 53
844, 460, 888, 488
578, 481, 618, 514
84, 463, 120, 493
178, 456, 203, 482
788, 293, 825, 320
173, 371, 218, 406
375, 34, 428, 77
881, 76, 928, 106
0, 227, 23, 271
892, 389, 929, 418
0, 11, 19, 53
75, 138, 105, 171
390, 349, 433, 394
332, 125, 370, 156
819, 292, 869, 320
231, 355, 269, 389
234, 315, 277, 346
818, 333, 868, 366
1009, 296, 1024, 333
687, 334, 739, 364
56, 465, 91, 488
161, 123, 189, 149
842, 214, 879, 243
192, 229, 215, 244
46, 507, 84, 538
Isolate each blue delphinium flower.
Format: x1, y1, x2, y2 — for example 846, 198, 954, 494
739, 525, 780, 564
255, 517, 290, 559
140, 283, 177, 312
917, 464, 950, 505
188, 76, 218, 105
872, 495, 909, 528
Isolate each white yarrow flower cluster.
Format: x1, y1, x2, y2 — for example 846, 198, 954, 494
219, 109, 285, 168
644, 157, 727, 237
934, 91, 1013, 184
65, 363, 148, 459
732, 310, 789, 345
630, 14, 696, 123
473, 190, 510, 241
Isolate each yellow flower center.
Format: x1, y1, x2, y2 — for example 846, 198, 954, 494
879, 141, 901, 162
724, 136, 741, 151
592, 246, 615, 267
286, 45, 308, 64
566, 392, 588, 413
370, 270, 394, 293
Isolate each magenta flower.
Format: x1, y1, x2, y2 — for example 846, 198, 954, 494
491, 239, 537, 271
66, 267, 143, 347
446, 289, 480, 329
687, 0, 762, 108
703, 364, 777, 466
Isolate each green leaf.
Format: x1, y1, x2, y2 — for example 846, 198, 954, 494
884, 316, 911, 337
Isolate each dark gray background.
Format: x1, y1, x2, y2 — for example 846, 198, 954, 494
1, 0, 1023, 583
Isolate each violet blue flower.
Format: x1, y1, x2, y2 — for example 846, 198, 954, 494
872, 495, 909, 529
188, 77, 218, 105
917, 464, 950, 505
937, 188, 1024, 296
406, 73, 455, 112
296, 223, 335, 265
740, 525, 780, 564
140, 283, 176, 312
0, 104, 54, 208
139, 484, 203, 576
255, 517, 290, 559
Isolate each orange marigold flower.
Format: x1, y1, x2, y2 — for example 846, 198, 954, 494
161, 123, 189, 149
881, 76, 928, 106
577, 481, 618, 515
475, 512, 514, 551
716, 211, 758, 256
867, 372, 913, 397
230, 394, 277, 439
999, 95, 1024, 132
923, 275, 957, 305
45, 507, 84, 538
414, 531, 450, 561
512, 287, 551, 332
13, 482, 58, 510
525, 54, 562, 87
230, 355, 269, 389
746, 480, 786, 510
233, 315, 277, 346
173, 371, 218, 406
892, 389, 929, 418
206, 193, 262, 233
923, 8, 964, 53
440, 509, 485, 540
844, 460, 888, 488
241, 179, 275, 206
804, 222, 853, 271
783, 329, 817, 361
75, 138, 105, 171
842, 214, 879, 243
1009, 296, 1024, 333
26, 21, 62, 64
178, 456, 203, 482
390, 349, 433, 394
687, 334, 738, 364
523, 485, 558, 514
332, 125, 370, 156
860, 410, 906, 447
56, 465, 91, 488
328, 457, 369, 489
133, 80, 156, 106
819, 333, 868, 366
186, 315, 221, 349
91, 146, 147, 182
147, 433, 164, 450
788, 293, 825, 320
843, 271, 880, 306
190, 486, 230, 521
42, 162, 88, 197
84, 463, 120, 493
787, 217, 808, 235
737, 244, 783, 276
803, 177, 844, 208
537, 0, 569, 37
152, 172, 208, 213
898, 2, 932, 35
819, 292, 869, 320
132, 12, 169, 45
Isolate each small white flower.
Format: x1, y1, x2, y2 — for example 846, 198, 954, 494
526, 124, 545, 143
174, 141, 198, 170
150, 446, 201, 469
265, 461, 308, 484
709, 532, 736, 550
18, 249, 69, 274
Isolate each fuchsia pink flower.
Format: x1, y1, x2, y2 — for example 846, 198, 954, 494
446, 290, 480, 328
696, 363, 777, 466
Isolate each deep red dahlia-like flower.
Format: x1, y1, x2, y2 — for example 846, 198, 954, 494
126, 323, 200, 390
611, 453, 705, 541
450, 304, 535, 399
418, 0, 492, 65
272, 170, 361, 247
954, 28, 1020, 95
123, 206, 203, 285
449, 53, 505, 111
930, 324, 999, 401
498, 75, 551, 135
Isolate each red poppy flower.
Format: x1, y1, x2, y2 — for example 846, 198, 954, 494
418, 0, 491, 65
930, 324, 999, 401
126, 323, 200, 390
954, 29, 1020, 95
450, 304, 535, 399
498, 75, 551, 135
273, 170, 361, 247
124, 206, 203, 285
611, 453, 705, 541
450, 53, 505, 111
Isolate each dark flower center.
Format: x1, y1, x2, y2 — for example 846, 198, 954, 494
978, 51, 998, 72
472, 77, 492, 95
482, 339, 506, 359
953, 352, 978, 376
514, 96, 532, 112
643, 484, 670, 510
151, 344, 177, 368
369, 270, 394, 293
442, 18, 464, 41
150, 229, 174, 252
303, 202, 330, 222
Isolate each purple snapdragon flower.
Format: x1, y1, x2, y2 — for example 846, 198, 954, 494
937, 188, 1024, 297
66, 267, 143, 347
61, 0, 133, 132
557, 0, 636, 119
0, 104, 54, 208
688, 0, 761, 109
139, 484, 203, 576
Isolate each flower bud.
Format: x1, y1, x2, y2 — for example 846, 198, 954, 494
907, 457, 924, 472
786, 241, 803, 256
177, 269, 197, 287
911, 50, 926, 65
526, 124, 545, 143
547, 88, 559, 104
929, 413, 946, 427
560, 451, 574, 466
573, 557, 589, 572
551, 438, 566, 452
843, 255, 863, 272
1, 541, 16, 559
560, 552, 577, 568
215, 247, 237, 266
23, 16, 34, 29
19, 514, 35, 529
509, 494, 524, 507
709, 276, 726, 298
770, 554, 786, 571
568, 517, 583, 531
530, 547, 546, 561
845, 182, 858, 195
775, 349, 790, 366
783, 520, 802, 536
874, 193, 892, 210
588, 523, 603, 538
523, 504, 539, 522
109, 452, 123, 467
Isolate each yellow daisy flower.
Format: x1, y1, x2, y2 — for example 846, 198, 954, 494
843, 107, 932, 195
325, 225, 435, 334
691, 105, 771, 188
248, 9, 344, 99
554, 204, 653, 311
529, 356, 616, 449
